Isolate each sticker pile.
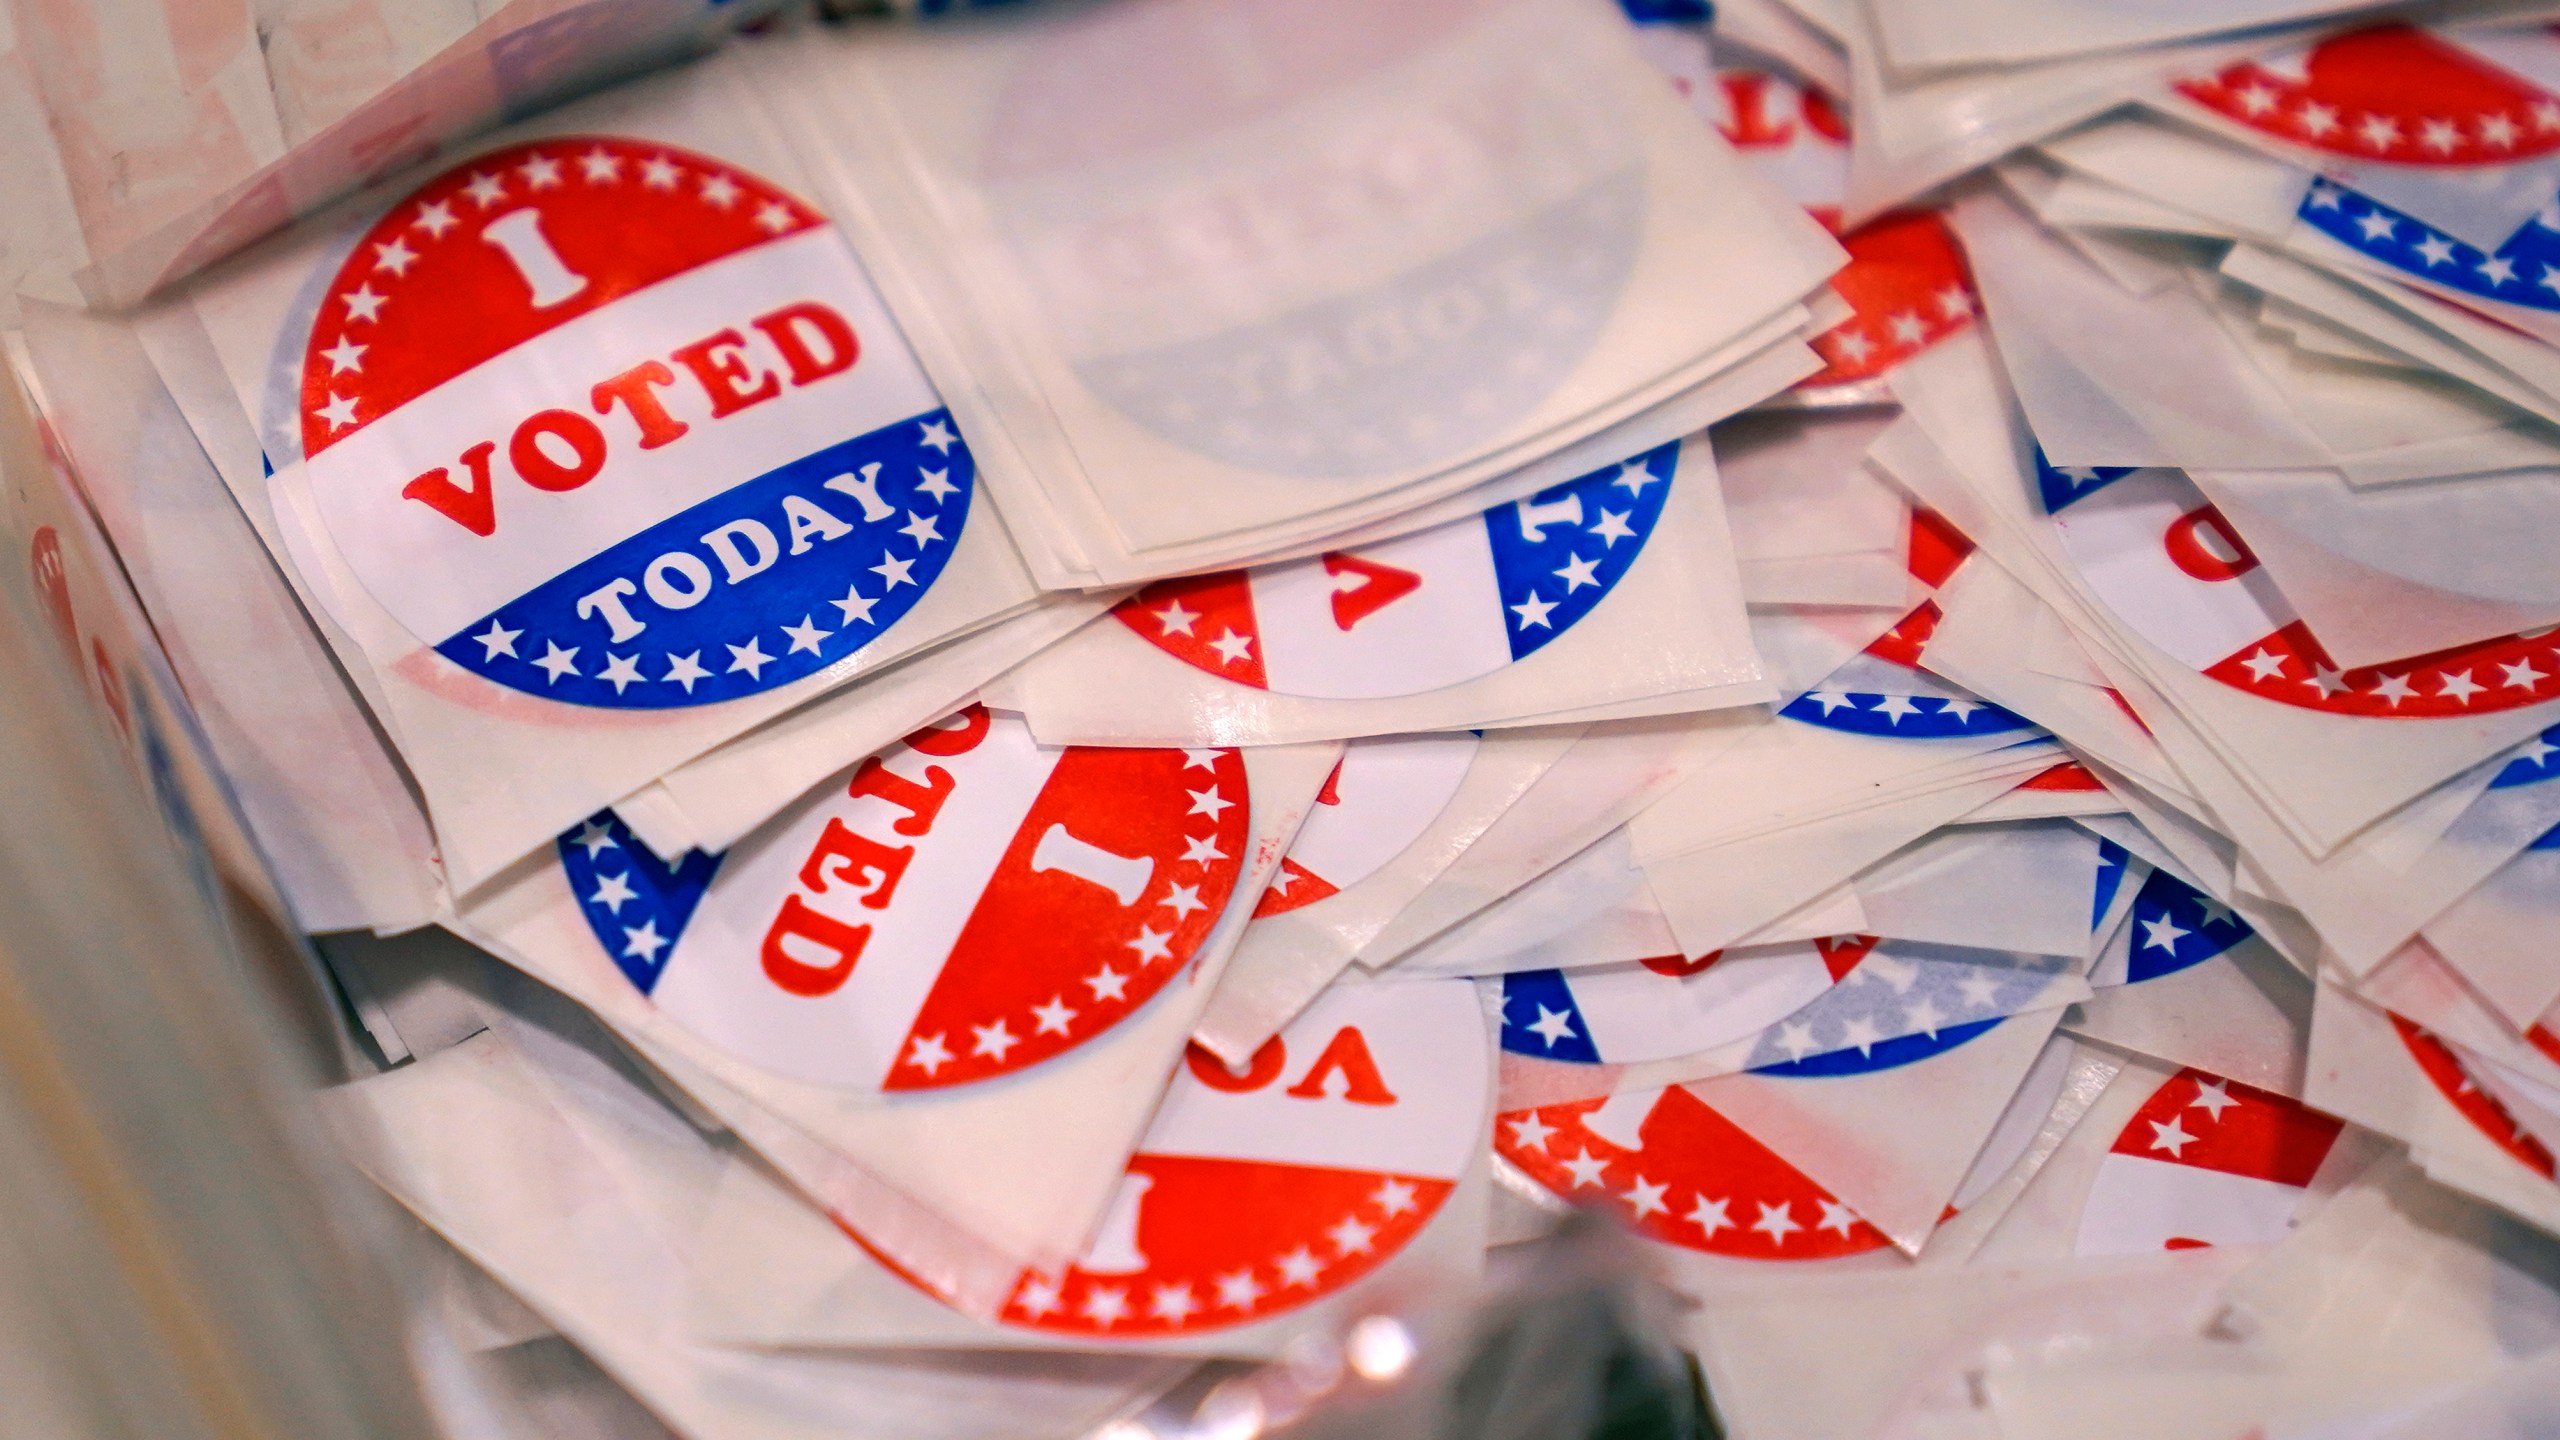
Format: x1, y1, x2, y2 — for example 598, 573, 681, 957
18, 0, 2560, 1434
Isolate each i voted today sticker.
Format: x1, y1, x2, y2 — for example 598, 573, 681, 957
2073, 1067, 2343, 1256
299, 136, 970, 709
1114, 443, 1674, 699
1255, 733, 1480, 916
559, 706, 1249, 1092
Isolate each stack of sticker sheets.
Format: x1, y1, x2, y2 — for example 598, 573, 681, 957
21, 0, 2560, 1435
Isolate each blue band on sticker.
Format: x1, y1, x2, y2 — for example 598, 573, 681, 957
435, 411, 972, 709
1498, 969, 1604, 1064
2491, 726, 2560, 789
2300, 180, 2560, 314
2123, 866, 2253, 984
2092, 839, 2132, 930
1748, 1018, 2004, 1077
1778, 689, 2037, 738
2033, 446, 2136, 516
557, 811, 722, 994
1485, 440, 1676, 661
2531, 820, 2560, 853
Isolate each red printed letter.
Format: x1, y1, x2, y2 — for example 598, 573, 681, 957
754, 301, 860, 387
796, 818, 915, 910
760, 893, 868, 997
1285, 1026, 1399, 1105
591, 359, 691, 449
671, 328, 782, 418
401, 439, 499, 536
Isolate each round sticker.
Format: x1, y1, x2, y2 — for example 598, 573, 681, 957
2392, 1013, 2559, 1179
300, 136, 970, 709
2040, 457, 2560, 717
1497, 1085, 1892, 1259
1498, 938, 1867, 1065
1114, 443, 1674, 698
913, 981, 1486, 1337
559, 705, 1249, 1091
973, 0, 1643, 478
2175, 25, 2560, 167
2074, 1067, 2344, 1256
1699, 65, 1975, 389
1255, 732, 1481, 917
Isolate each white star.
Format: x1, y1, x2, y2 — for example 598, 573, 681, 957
1031, 997, 1076, 1036
781, 616, 830, 656
1816, 1199, 1861, 1237
2233, 82, 2278, 116
1940, 697, 1982, 723
577, 147, 621, 183
1935, 284, 1973, 319
1079, 1285, 1128, 1326
1553, 553, 1601, 591
2482, 112, 2522, 148
755, 200, 798, 234
2140, 912, 2191, 953
1151, 600, 1199, 636
315, 392, 360, 430
2541, 264, 2560, 299
1214, 1269, 1264, 1309
1830, 328, 1875, 363
1506, 1113, 1557, 1153
1774, 1021, 1817, 1058
1511, 592, 1557, 630
1903, 995, 1946, 1037
517, 154, 563, 190
1858, 953, 1917, 993
2297, 101, 2339, 138
2414, 234, 2458, 268
872, 554, 917, 590
1181, 748, 1226, 771
2420, 117, 2463, 153
1686, 1195, 1732, 1238
2240, 648, 2289, 681
2502, 659, 2549, 691
1589, 510, 1635, 545
373, 237, 418, 276
1275, 1247, 1324, 1287
971, 1019, 1017, 1060
725, 639, 771, 679
1558, 1147, 1611, 1189
915, 467, 958, 502
1084, 965, 1130, 1001
1370, 1179, 1418, 1217
471, 619, 520, 659
1613, 460, 1660, 495
596, 652, 644, 693
2193, 897, 2238, 929
320, 337, 367, 374
1621, 1175, 1669, 1220
2305, 182, 2345, 211
2515, 734, 2559, 769
1524, 1005, 1578, 1049
2356, 210, 2398, 244
1180, 834, 1226, 866
1147, 1282, 1197, 1323
918, 419, 958, 453
2189, 1078, 2239, 1120
1839, 1016, 1883, 1055
341, 284, 386, 322
587, 871, 637, 914
2357, 113, 2401, 151
410, 200, 457, 238
2438, 669, 2485, 704
1126, 926, 1174, 965
1158, 882, 1206, 919
2304, 665, 2350, 698
621, 919, 667, 963
2148, 1116, 2196, 1158
2480, 254, 2520, 286
1207, 628, 1254, 665
1750, 1201, 1801, 1245
1888, 311, 1929, 346
571, 820, 618, 857
1955, 970, 2001, 1009
533, 641, 581, 683
1182, 788, 1234, 824
1873, 693, 1922, 725
1013, 1276, 1062, 1317
461, 171, 506, 207
2371, 672, 2417, 706
1805, 690, 1856, 715
839, 586, 890, 625
698, 172, 741, 208
1327, 1215, 1377, 1255
2530, 99, 2560, 133
640, 155, 682, 190
904, 1033, 952, 1076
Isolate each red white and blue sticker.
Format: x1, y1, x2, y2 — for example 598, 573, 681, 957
2038, 453, 2560, 717
2392, 1014, 2559, 1180
1255, 732, 1480, 917
1496, 1084, 1893, 1259
558, 706, 1248, 1092
1781, 508, 2038, 738
901, 981, 1487, 1337
2175, 24, 2560, 168
1501, 935, 2076, 1075
2119, 863, 2257, 985
299, 136, 968, 709
1113, 443, 1674, 699
2074, 1067, 2344, 1256
2297, 179, 2560, 315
